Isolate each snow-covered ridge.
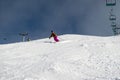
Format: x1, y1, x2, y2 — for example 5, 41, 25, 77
0, 34, 120, 80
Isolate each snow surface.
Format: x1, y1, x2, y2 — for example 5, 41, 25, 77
0, 34, 120, 80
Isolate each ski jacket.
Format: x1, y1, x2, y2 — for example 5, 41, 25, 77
49, 32, 57, 38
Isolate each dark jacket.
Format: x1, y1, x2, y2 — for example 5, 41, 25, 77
49, 32, 57, 38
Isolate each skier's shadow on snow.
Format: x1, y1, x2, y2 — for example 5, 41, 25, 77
44, 41, 55, 43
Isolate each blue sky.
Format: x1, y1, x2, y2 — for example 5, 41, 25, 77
0, 0, 119, 43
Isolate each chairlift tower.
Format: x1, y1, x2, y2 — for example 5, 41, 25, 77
106, 0, 120, 35
19, 32, 28, 42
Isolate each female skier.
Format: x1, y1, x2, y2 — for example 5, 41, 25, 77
49, 30, 59, 42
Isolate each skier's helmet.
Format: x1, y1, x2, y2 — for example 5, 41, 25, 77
51, 30, 53, 32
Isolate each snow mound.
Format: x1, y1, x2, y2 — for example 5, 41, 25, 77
0, 34, 120, 80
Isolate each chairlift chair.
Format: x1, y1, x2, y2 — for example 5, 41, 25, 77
106, 0, 116, 6
109, 15, 116, 20
116, 27, 120, 29
111, 22, 116, 27
112, 28, 117, 34
19, 32, 28, 36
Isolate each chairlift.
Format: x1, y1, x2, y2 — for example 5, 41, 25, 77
106, 0, 116, 6
111, 22, 116, 27
19, 32, 28, 36
19, 32, 28, 42
116, 27, 120, 29
112, 28, 117, 34
112, 26, 120, 35
109, 15, 116, 20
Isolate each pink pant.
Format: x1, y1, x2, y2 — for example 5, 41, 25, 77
54, 36, 59, 42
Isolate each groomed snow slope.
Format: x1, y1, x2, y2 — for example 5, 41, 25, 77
0, 34, 120, 80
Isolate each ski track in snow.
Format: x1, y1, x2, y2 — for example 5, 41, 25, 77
0, 34, 120, 80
